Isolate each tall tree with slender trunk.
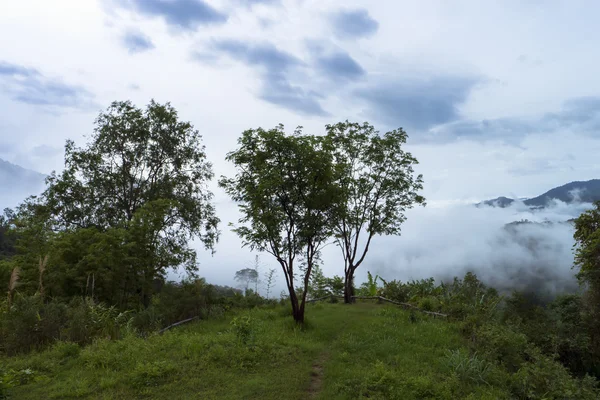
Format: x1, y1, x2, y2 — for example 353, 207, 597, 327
325, 121, 425, 303
220, 125, 339, 323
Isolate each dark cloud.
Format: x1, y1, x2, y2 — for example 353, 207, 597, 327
330, 8, 379, 39
355, 76, 478, 131
0, 61, 95, 109
122, 31, 155, 53
261, 75, 328, 117
127, 0, 227, 30
205, 39, 327, 116
213, 39, 302, 70
313, 51, 365, 81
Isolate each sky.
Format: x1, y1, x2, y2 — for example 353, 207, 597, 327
0, 0, 599, 294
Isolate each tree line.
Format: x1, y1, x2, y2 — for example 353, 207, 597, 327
1, 100, 424, 324
2, 99, 599, 328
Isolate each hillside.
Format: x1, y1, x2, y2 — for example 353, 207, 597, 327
0, 158, 46, 209
478, 179, 600, 208
2, 303, 507, 399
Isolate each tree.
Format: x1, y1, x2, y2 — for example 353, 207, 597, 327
234, 268, 259, 292
220, 125, 339, 323
16, 100, 219, 307
308, 265, 329, 299
325, 121, 425, 303
264, 268, 277, 299
573, 201, 600, 356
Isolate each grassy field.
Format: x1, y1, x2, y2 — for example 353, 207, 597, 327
2, 302, 509, 399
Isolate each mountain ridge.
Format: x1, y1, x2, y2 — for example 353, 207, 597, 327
0, 158, 46, 209
478, 179, 600, 208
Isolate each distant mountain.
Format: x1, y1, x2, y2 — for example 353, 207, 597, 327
478, 179, 600, 209
0, 158, 46, 209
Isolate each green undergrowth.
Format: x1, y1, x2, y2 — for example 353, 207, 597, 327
0, 302, 557, 399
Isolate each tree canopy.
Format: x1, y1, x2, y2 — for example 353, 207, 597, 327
220, 125, 340, 323
325, 121, 425, 302
8, 100, 220, 307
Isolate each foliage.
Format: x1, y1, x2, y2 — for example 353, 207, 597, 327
357, 271, 381, 296
444, 349, 491, 385
324, 121, 425, 302
2, 303, 512, 400
9, 100, 219, 309
230, 315, 255, 344
234, 268, 259, 292
220, 125, 340, 323
573, 201, 600, 362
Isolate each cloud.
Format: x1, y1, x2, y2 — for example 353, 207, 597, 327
0, 61, 95, 110
347, 200, 590, 299
125, 0, 227, 31
122, 31, 155, 53
355, 75, 479, 131
205, 39, 328, 116
234, 0, 280, 6
260, 75, 328, 116
424, 95, 600, 143
213, 39, 302, 70
330, 8, 379, 39
312, 49, 365, 82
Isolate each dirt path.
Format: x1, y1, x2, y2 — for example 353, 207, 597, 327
307, 352, 329, 399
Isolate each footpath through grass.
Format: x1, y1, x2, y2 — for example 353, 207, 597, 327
2, 302, 509, 399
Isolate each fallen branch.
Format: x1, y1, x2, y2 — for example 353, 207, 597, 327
158, 316, 199, 335
351, 296, 448, 318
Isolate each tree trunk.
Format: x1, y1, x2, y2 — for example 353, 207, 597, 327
344, 270, 355, 304
289, 288, 304, 323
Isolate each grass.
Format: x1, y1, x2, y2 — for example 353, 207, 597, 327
1, 302, 510, 399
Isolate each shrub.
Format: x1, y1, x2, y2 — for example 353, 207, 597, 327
0, 295, 67, 355
510, 347, 599, 399
444, 349, 491, 385
64, 297, 130, 344
474, 324, 529, 373
131, 361, 177, 388
230, 315, 254, 344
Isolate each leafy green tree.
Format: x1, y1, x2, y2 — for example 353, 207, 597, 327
220, 125, 339, 323
0, 210, 17, 260
234, 268, 259, 292
308, 265, 329, 299
12, 100, 219, 307
573, 201, 600, 358
325, 275, 344, 296
325, 121, 425, 303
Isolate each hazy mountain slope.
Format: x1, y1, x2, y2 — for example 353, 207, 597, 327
0, 158, 46, 209
478, 179, 600, 208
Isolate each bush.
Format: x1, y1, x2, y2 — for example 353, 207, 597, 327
444, 349, 491, 385
230, 315, 254, 344
131, 361, 177, 388
510, 348, 599, 399
64, 297, 130, 344
474, 324, 529, 373
0, 295, 67, 355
